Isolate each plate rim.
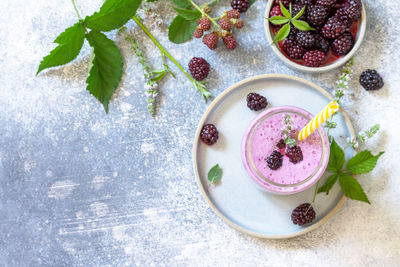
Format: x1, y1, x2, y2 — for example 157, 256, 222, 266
192, 74, 354, 239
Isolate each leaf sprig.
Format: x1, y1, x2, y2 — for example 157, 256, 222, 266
268, 2, 315, 44
281, 114, 297, 147
318, 139, 384, 204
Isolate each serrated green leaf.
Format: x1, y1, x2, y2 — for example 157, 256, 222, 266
291, 19, 315, 31
346, 151, 384, 175
208, 164, 222, 184
168, 15, 198, 44
327, 139, 345, 172
279, 2, 291, 19
85, 0, 142, 32
85, 30, 123, 113
339, 173, 370, 204
292, 5, 306, 20
171, 0, 191, 8
173, 7, 201, 21
37, 23, 85, 74
269, 16, 290, 25
273, 23, 290, 44
318, 174, 339, 195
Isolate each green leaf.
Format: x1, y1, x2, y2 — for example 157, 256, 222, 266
249, 0, 257, 6
37, 23, 85, 74
85, 31, 123, 113
346, 151, 384, 174
327, 139, 345, 173
279, 2, 291, 19
85, 0, 142, 32
318, 174, 339, 195
292, 5, 306, 20
272, 23, 290, 44
171, 0, 191, 8
291, 19, 315, 31
173, 7, 202, 21
339, 173, 370, 204
268, 16, 290, 25
208, 164, 222, 184
168, 15, 198, 44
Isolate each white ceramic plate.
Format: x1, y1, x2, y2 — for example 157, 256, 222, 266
193, 74, 355, 239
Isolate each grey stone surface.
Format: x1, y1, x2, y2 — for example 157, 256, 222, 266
0, 0, 399, 266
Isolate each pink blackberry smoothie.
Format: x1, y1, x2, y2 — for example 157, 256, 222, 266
241, 106, 330, 195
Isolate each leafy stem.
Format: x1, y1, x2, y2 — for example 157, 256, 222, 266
133, 15, 212, 100
190, 0, 220, 29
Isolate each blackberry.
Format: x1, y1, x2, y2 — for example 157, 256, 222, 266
226, 9, 241, 19
292, 4, 306, 20
303, 50, 326, 67
291, 203, 316, 226
277, 139, 286, 149
307, 5, 330, 27
359, 70, 384, 91
269, 5, 283, 17
335, 0, 362, 22
288, 26, 298, 40
296, 31, 315, 48
198, 17, 211, 31
321, 16, 348, 39
200, 124, 219, 145
188, 57, 210, 81
202, 32, 219, 50
266, 151, 283, 170
231, 0, 250, 13
315, 0, 337, 7
233, 19, 244, 29
285, 145, 303, 164
193, 27, 203, 38
223, 34, 237, 50
246, 92, 268, 111
332, 31, 354, 55
293, 0, 313, 5
283, 38, 305, 59
275, 0, 291, 7
219, 17, 231, 31
313, 34, 330, 53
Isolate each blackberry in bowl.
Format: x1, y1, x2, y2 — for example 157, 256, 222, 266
264, 0, 366, 73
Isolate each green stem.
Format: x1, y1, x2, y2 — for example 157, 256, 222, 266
312, 180, 320, 203
190, 0, 220, 29
71, 0, 82, 20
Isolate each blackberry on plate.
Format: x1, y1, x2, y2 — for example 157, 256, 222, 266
223, 34, 237, 50
303, 50, 326, 67
283, 38, 305, 59
275, 0, 291, 7
231, 0, 250, 13
313, 34, 330, 53
296, 31, 316, 48
293, 0, 313, 5
202, 32, 219, 50
277, 139, 286, 149
266, 151, 283, 170
332, 31, 354, 55
200, 124, 219, 145
247, 92, 268, 111
285, 145, 303, 164
291, 203, 316, 225
270, 5, 283, 17
321, 16, 348, 39
307, 5, 330, 27
359, 70, 384, 91
315, 0, 337, 7
198, 17, 211, 31
292, 4, 306, 20
188, 57, 210, 81
335, 0, 362, 22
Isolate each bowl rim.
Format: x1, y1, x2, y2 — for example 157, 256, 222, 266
264, 0, 367, 73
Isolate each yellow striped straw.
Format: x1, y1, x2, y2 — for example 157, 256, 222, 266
297, 101, 339, 141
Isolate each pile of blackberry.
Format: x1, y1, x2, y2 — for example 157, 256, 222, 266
269, 0, 362, 67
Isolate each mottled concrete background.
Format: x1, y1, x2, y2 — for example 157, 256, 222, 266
0, 0, 399, 266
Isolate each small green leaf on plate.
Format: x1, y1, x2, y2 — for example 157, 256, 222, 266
339, 173, 370, 204
208, 164, 222, 184
291, 19, 315, 31
327, 139, 345, 173
318, 174, 339, 195
268, 16, 290, 25
279, 2, 291, 19
273, 23, 291, 44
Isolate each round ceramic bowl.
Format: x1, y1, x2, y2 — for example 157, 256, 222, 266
264, 0, 367, 73
241, 106, 330, 195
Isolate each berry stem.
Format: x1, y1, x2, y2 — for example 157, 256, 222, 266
132, 15, 212, 100
71, 0, 82, 20
190, 0, 220, 30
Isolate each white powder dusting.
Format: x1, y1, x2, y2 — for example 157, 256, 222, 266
141, 143, 155, 154
91, 175, 109, 190
48, 180, 78, 200
90, 202, 109, 217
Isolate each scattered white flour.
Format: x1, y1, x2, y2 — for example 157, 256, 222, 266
83, 146, 89, 152
112, 226, 126, 241
45, 170, 53, 177
75, 211, 85, 219
91, 175, 109, 190
23, 159, 36, 172
141, 143, 155, 154
120, 102, 133, 113
90, 202, 109, 217
48, 180, 78, 199
113, 171, 118, 178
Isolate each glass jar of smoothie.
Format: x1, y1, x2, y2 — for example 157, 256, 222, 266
241, 106, 330, 195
